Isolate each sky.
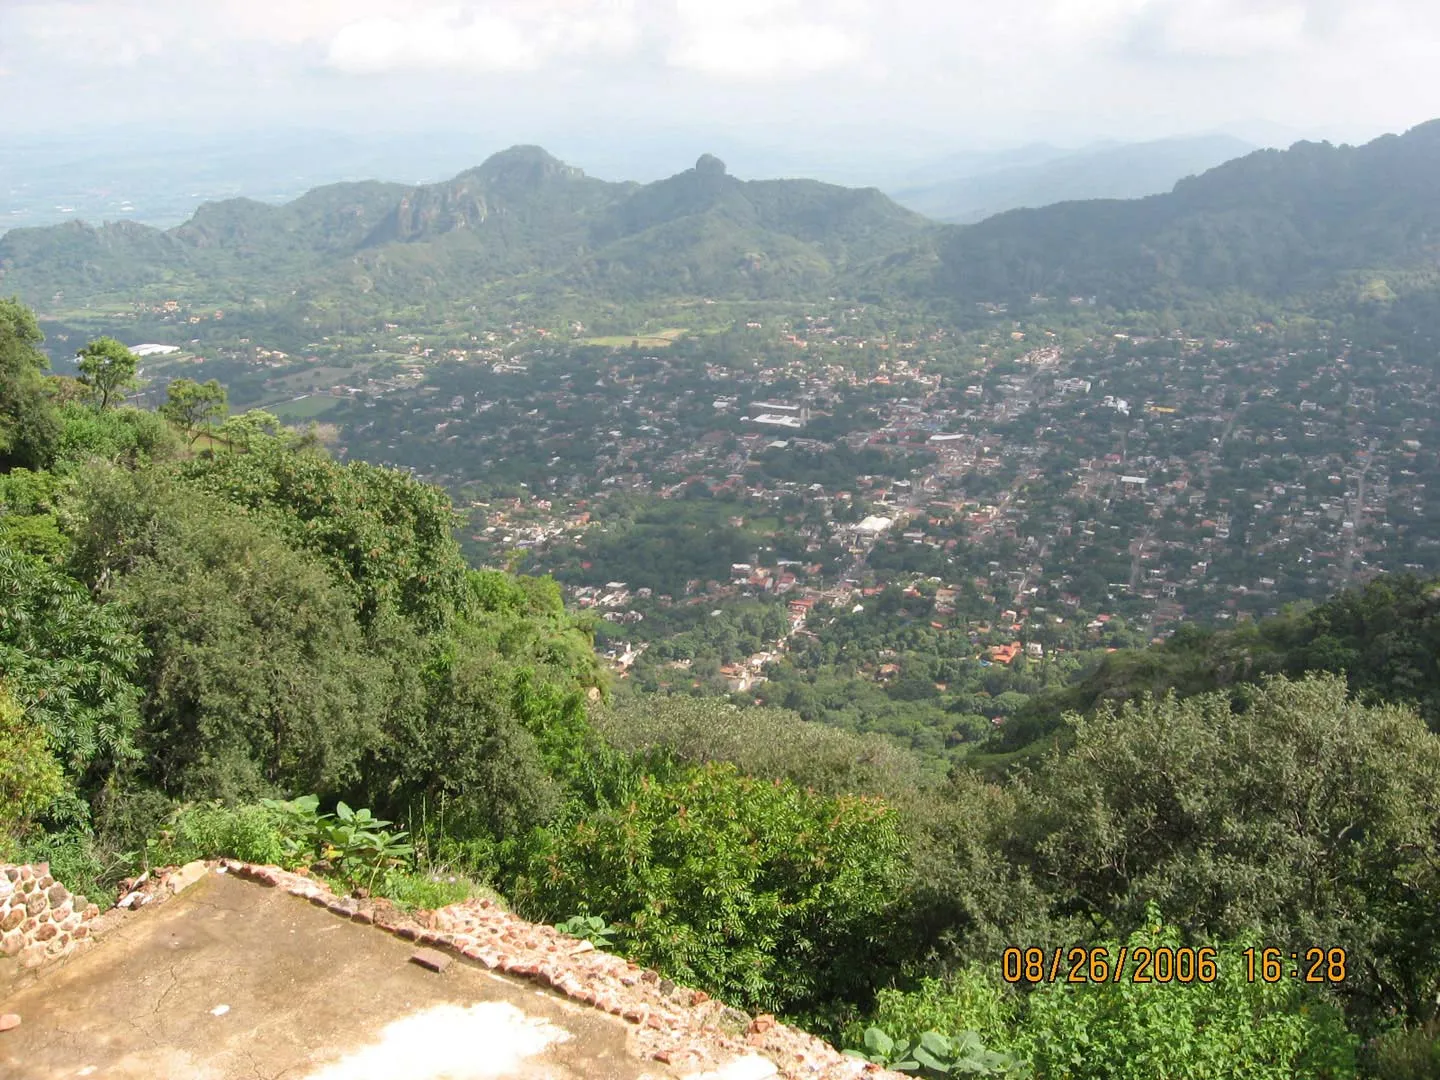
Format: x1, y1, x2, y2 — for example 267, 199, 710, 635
3, 0, 1440, 176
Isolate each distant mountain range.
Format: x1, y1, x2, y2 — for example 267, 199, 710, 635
0, 147, 933, 317
4, 123, 1440, 324
889, 135, 1257, 223
937, 120, 1440, 307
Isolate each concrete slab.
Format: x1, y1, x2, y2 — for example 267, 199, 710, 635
0, 871, 669, 1080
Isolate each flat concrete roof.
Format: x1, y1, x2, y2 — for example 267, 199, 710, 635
1, 871, 665, 1080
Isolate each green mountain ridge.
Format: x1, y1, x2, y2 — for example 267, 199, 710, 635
0, 147, 931, 313
6, 123, 1440, 322
938, 120, 1440, 307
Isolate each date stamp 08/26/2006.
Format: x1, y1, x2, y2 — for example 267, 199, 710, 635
1001, 946, 1348, 986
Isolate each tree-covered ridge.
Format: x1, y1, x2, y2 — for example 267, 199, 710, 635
11, 124, 1440, 329
992, 574, 1440, 753
938, 120, 1440, 308
0, 147, 933, 313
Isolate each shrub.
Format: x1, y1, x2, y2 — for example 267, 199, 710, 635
1363, 1026, 1440, 1080
843, 970, 1021, 1056
376, 869, 487, 912
18, 828, 130, 909
147, 801, 291, 867
846, 1027, 1021, 1077
0, 685, 66, 842
1015, 910, 1357, 1080
517, 761, 910, 1017
146, 795, 416, 895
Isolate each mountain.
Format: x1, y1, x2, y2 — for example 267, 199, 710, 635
891, 135, 1256, 222
0, 127, 552, 237
0, 148, 933, 315
935, 121, 1440, 308
9, 126, 1440, 324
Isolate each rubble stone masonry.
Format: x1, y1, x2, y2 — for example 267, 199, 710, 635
0, 865, 100, 971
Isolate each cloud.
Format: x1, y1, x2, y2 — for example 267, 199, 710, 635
666, 0, 868, 79
2, 3, 172, 68
323, 2, 642, 75
1125, 0, 1313, 60
5, 0, 1440, 149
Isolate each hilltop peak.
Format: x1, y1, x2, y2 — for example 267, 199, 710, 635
469, 145, 584, 191
694, 153, 727, 177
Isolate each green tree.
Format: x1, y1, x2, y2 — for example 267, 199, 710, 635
369, 644, 565, 844
159, 378, 228, 443
109, 492, 389, 801
0, 297, 60, 470
1015, 674, 1440, 1026
0, 685, 66, 846
0, 545, 143, 791
181, 436, 469, 631
518, 761, 910, 1018
214, 409, 281, 450
75, 337, 139, 411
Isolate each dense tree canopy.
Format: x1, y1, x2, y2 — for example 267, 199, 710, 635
0, 297, 60, 471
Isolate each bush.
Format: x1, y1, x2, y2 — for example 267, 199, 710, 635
517, 761, 911, 1017
17, 829, 126, 909
146, 795, 416, 895
1363, 1026, 1440, 1080
0, 685, 66, 842
1015, 910, 1357, 1080
375, 869, 487, 912
843, 970, 1021, 1056
54, 403, 181, 468
147, 802, 291, 867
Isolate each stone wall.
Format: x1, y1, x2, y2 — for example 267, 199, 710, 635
0, 864, 100, 970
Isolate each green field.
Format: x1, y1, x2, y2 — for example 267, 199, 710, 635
267, 394, 342, 420
579, 328, 688, 348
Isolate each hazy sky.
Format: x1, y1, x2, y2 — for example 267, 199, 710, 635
4, 0, 1437, 159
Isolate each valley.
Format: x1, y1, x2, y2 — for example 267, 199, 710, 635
10, 117, 1440, 1080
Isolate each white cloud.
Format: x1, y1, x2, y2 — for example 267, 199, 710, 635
1131, 0, 1313, 59
5, 0, 1440, 148
667, 0, 868, 79
2, 3, 172, 67
327, 8, 538, 73
323, 2, 642, 75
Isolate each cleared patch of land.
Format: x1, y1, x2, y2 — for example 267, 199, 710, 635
580, 328, 687, 348
268, 394, 344, 420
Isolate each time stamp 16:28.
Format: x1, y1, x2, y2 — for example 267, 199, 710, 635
1001, 946, 1348, 985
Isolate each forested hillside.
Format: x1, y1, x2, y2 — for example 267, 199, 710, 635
0, 147, 934, 316
9, 297, 1440, 1076
7, 124, 1440, 333
989, 575, 1440, 755
938, 120, 1440, 309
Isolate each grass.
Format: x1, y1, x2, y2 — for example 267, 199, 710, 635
269, 365, 364, 393
267, 394, 342, 421
375, 869, 507, 912
189, 430, 237, 454
580, 327, 688, 348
